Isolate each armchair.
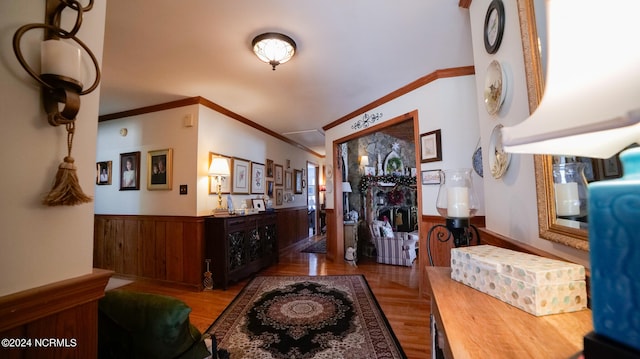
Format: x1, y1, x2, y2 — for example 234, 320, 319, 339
368, 220, 418, 266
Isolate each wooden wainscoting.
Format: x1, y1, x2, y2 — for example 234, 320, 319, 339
0, 269, 112, 358
276, 206, 311, 251
94, 215, 206, 290
94, 211, 312, 290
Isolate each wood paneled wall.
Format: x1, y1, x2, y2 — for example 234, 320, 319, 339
94, 210, 311, 289
276, 206, 310, 251
94, 215, 206, 290
0, 269, 111, 359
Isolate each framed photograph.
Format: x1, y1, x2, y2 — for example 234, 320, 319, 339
252, 198, 266, 212
420, 129, 442, 163
294, 169, 303, 194
267, 180, 274, 197
284, 171, 293, 191
602, 155, 622, 179
209, 152, 231, 194
421, 169, 442, 185
119, 151, 140, 191
96, 161, 112, 185
275, 188, 283, 206
251, 162, 265, 194
147, 148, 173, 190
274, 164, 284, 186
266, 159, 274, 178
364, 166, 375, 176
232, 157, 251, 194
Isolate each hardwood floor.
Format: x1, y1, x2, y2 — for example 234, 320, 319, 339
114, 235, 431, 359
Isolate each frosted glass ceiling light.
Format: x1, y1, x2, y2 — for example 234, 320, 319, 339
252, 32, 296, 70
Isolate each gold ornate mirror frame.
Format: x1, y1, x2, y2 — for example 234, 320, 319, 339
517, 0, 589, 251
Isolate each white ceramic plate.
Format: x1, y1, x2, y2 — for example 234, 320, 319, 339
325, 179, 333, 193
489, 124, 511, 179
484, 60, 507, 115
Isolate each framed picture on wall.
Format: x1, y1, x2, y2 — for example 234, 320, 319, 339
266, 159, 274, 178
420, 129, 442, 163
232, 157, 250, 194
267, 180, 274, 197
209, 152, 231, 194
274, 164, 284, 186
294, 169, 303, 194
251, 162, 265, 194
119, 151, 140, 191
147, 148, 173, 190
421, 169, 442, 185
275, 188, 283, 206
284, 171, 293, 191
96, 161, 112, 185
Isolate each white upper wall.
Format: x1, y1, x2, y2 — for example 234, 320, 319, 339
469, 0, 588, 266
95, 103, 323, 217
95, 105, 200, 216
0, 1, 106, 296
324, 75, 484, 217
196, 105, 322, 216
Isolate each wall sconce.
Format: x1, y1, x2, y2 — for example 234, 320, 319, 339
252, 32, 296, 71
209, 157, 231, 213
427, 169, 481, 265
12, 0, 101, 206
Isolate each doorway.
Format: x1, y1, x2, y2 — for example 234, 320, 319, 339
307, 161, 319, 236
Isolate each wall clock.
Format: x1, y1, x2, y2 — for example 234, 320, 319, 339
484, 0, 505, 54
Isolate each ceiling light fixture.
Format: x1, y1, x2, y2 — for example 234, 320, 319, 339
252, 32, 296, 71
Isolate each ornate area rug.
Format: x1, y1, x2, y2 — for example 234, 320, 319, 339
206, 275, 406, 359
300, 238, 326, 254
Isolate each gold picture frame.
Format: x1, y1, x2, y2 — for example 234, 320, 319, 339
147, 148, 173, 190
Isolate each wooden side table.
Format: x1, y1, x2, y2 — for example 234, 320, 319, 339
426, 267, 592, 359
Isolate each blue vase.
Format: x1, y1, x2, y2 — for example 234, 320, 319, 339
589, 147, 640, 351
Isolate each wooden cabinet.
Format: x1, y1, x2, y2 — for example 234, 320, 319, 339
205, 213, 277, 289
426, 267, 592, 359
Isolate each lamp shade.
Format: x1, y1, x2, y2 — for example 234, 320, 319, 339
208, 157, 230, 177
360, 155, 369, 166
342, 182, 352, 193
252, 32, 296, 70
501, 0, 640, 159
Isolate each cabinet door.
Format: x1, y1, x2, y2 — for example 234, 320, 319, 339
228, 230, 246, 271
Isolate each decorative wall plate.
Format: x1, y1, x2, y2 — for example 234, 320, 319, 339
472, 147, 483, 178
325, 165, 333, 179
489, 124, 511, 179
325, 179, 333, 193
484, 60, 507, 115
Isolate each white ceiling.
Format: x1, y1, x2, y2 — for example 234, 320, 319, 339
99, 1, 475, 156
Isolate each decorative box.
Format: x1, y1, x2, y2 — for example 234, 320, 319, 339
451, 245, 587, 316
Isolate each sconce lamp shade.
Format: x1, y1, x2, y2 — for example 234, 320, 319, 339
360, 156, 369, 166
342, 182, 352, 193
252, 32, 296, 70
501, 0, 640, 159
208, 157, 230, 177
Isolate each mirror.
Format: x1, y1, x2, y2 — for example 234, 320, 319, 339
517, 0, 590, 250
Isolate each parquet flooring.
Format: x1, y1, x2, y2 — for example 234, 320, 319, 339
116, 235, 431, 359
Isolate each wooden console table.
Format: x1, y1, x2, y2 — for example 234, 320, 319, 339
426, 267, 592, 359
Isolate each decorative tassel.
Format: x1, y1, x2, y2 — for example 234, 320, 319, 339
43, 122, 92, 206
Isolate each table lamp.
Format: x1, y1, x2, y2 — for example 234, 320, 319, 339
209, 157, 231, 212
501, 0, 640, 356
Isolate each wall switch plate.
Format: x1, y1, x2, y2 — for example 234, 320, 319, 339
180, 185, 187, 195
